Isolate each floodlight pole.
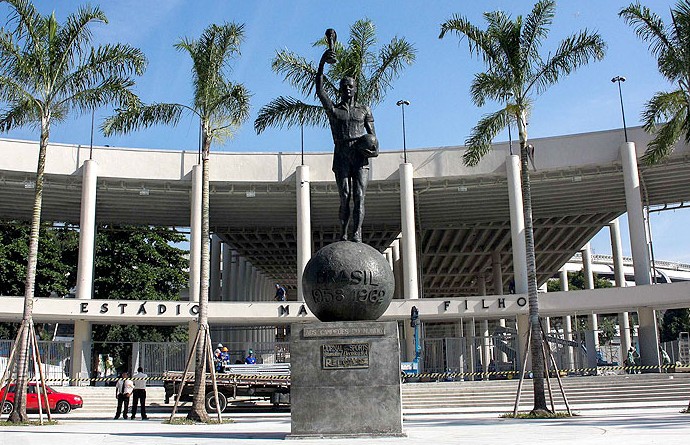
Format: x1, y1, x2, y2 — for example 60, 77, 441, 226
396, 100, 410, 163
612, 76, 628, 142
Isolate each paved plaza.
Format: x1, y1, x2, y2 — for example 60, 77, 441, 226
1, 408, 689, 445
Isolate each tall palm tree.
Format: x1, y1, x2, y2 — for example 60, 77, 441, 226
620, 1, 690, 164
439, 0, 606, 414
254, 18, 415, 133
103, 22, 250, 422
0, 0, 145, 422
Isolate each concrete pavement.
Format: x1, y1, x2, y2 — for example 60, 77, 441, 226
1, 407, 689, 445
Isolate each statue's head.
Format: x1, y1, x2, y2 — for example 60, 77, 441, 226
339, 77, 356, 101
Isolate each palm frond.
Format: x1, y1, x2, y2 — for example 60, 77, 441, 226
271, 50, 319, 97
463, 108, 510, 166
521, 0, 555, 62
619, 2, 673, 59
365, 37, 415, 106
529, 29, 606, 95
54, 4, 107, 76
439, 14, 498, 65
469, 72, 512, 107
102, 102, 187, 136
642, 106, 686, 164
209, 81, 251, 129
0, 97, 39, 131
640, 89, 685, 131
254, 97, 326, 134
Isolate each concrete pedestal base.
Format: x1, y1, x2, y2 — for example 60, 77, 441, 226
288, 321, 404, 438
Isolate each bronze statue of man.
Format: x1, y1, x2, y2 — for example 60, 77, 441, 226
316, 43, 379, 243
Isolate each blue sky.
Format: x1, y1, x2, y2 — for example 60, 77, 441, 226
1, 0, 689, 263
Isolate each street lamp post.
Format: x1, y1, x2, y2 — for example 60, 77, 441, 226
396, 100, 410, 163
611, 76, 628, 142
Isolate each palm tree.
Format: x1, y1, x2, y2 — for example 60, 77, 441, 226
103, 22, 250, 422
620, 1, 690, 164
439, 0, 606, 414
0, 0, 145, 422
254, 18, 415, 133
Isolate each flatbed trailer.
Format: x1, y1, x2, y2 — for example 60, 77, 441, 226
163, 363, 290, 411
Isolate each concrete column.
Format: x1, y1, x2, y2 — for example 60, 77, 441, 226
210, 235, 221, 301
621, 142, 652, 285
609, 218, 632, 363
477, 275, 487, 297
517, 314, 531, 372
637, 307, 661, 370
76, 159, 98, 301
244, 263, 253, 300
237, 257, 247, 301
560, 268, 569, 291
564, 315, 574, 370
399, 163, 419, 300
222, 244, 231, 301
391, 239, 402, 299
249, 267, 258, 301
385, 249, 393, 271
585, 314, 599, 368
609, 219, 626, 287
492, 251, 503, 295
581, 243, 599, 367
71, 320, 92, 386
229, 250, 239, 300
296, 165, 312, 302
582, 243, 595, 290
507, 155, 528, 294
482, 320, 491, 372
494, 318, 508, 362
189, 164, 202, 302
560, 268, 575, 370
467, 319, 477, 379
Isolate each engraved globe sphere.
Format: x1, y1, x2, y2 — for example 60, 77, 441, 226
302, 241, 395, 322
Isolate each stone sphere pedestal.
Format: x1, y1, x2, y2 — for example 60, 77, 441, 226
302, 241, 395, 322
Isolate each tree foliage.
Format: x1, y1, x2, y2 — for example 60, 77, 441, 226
620, 1, 690, 164
439, 0, 606, 415
660, 308, 690, 342
254, 18, 415, 133
0, 0, 145, 422
0, 223, 189, 342
103, 22, 251, 423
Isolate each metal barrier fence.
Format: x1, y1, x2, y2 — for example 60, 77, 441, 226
0, 339, 72, 386
138, 342, 187, 378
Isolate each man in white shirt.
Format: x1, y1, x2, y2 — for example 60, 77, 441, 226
114, 372, 133, 419
131, 366, 148, 420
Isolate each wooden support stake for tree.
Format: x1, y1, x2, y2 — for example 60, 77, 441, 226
540, 331, 555, 413
169, 327, 202, 421
541, 324, 572, 416
29, 321, 52, 422
513, 324, 532, 417
0, 320, 24, 419
204, 329, 223, 422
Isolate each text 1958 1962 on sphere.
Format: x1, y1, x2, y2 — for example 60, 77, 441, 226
302, 241, 395, 322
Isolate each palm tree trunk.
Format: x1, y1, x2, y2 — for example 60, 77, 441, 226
188, 131, 211, 422
517, 113, 548, 413
10, 117, 49, 423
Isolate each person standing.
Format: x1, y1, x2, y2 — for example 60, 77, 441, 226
114, 372, 133, 419
274, 284, 287, 301
131, 366, 148, 420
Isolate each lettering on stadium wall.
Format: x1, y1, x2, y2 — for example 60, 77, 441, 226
79, 301, 199, 316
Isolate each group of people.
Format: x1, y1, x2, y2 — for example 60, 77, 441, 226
213, 343, 258, 372
114, 366, 148, 420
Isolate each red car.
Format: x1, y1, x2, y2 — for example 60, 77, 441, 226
1, 383, 83, 414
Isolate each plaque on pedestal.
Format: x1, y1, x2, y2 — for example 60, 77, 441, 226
288, 320, 404, 438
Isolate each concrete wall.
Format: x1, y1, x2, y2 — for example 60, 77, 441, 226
0, 126, 671, 184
